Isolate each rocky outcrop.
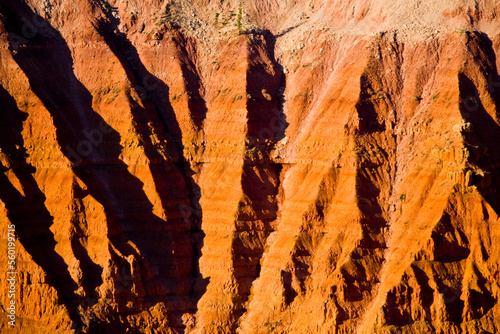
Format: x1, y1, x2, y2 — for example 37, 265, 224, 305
0, 0, 499, 333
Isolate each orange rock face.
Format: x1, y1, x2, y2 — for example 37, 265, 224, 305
0, 0, 500, 333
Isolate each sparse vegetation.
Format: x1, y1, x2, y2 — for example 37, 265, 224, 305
215, 3, 246, 35
458, 27, 472, 34
264, 319, 283, 331
366, 88, 384, 100
107, 87, 120, 102
102, 1, 111, 12
171, 93, 182, 101
399, 194, 406, 202
236, 2, 243, 35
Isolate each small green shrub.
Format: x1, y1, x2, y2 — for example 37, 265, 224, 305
236, 2, 243, 34
102, 1, 111, 11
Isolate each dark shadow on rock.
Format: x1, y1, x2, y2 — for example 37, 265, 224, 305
411, 265, 435, 323
431, 212, 470, 262
356, 168, 388, 249
1, 1, 206, 331
227, 30, 289, 329
93, 2, 208, 323
69, 178, 105, 297
383, 281, 414, 326
356, 75, 386, 134
0, 85, 82, 325
245, 30, 288, 148
458, 72, 500, 216
274, 22, 306, 39
281, 270, 298, 305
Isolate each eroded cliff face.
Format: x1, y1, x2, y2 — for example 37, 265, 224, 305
0, 0, 499, 333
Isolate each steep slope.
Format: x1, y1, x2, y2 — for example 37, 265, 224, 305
0, 0, 499, 333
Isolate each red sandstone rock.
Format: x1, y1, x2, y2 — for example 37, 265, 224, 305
0, 0, 499, 333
